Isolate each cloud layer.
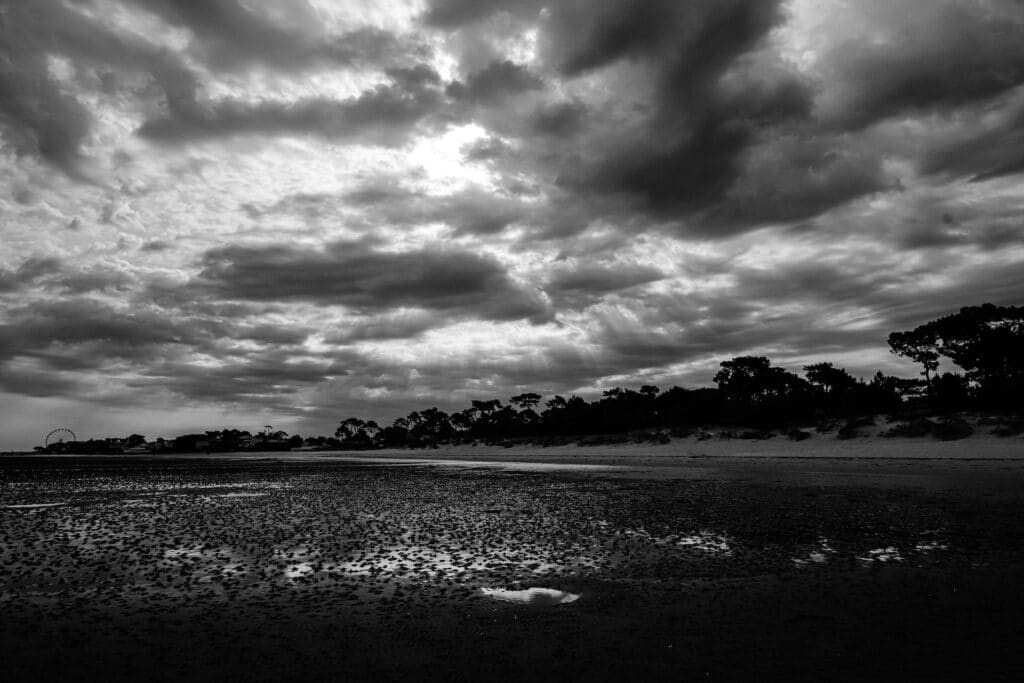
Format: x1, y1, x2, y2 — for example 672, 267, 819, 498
2, 0, 1024, 447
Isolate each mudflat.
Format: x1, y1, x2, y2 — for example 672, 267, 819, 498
2, 441, 1023, 681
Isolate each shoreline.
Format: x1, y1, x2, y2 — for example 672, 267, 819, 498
8, 428, 1024, 461
5, 434, 1024, 493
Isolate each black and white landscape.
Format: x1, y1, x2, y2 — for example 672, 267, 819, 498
2, 1, 1024, 681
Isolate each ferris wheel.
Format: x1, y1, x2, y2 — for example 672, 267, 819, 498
44, 427, 77, 447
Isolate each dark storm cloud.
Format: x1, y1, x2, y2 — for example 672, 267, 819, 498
0, 60, 92, 176
0, 298, 194, 358
0, 257, 63, 292
447, 60, 544, 103
420, 0, 1024, 235
1, 290, 306, 373
353, 184, 528, 235
0, 298, 200, 399
0, 257, 134, 296
461, 135, 513, 162
559, 249, 958, 385
592, 99, 807, 221
138, 70, 447, 145
708, 135, 891, 228
140, 240, 172, 252
894, 198, 1024, 252
529, 100, 587, 137
436, 190, 527, 234
0, 1, 100, 175
52, 271, 133, 295
546, 0, 698, 77
135, 0, 420, 70
931, 260, 1024, 313
585, 116, 751, 216
729, 262, 911, 310
0, 0, 424, 174
578, 302, 876, 386
922, 99, 1024, 181
232, 324, 312, 346
538, 0, 820, 227
972, 157, 1024, 183
304, 344, 613, 413
819, 1, 1024, 130
0, 363, 83, 398
423, 0, 545, 27
0, 290, 318, 404
324, 312, 440, 344
578, 242, 1024, 386
548, 0, 785, 95
544, 263, 665, 309
194, 240, 550, 322
256, 183, 529, 236
0, 0, 204, 175
131, 352, 350, 404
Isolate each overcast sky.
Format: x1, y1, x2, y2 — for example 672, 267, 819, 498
2, 0, 1024, 448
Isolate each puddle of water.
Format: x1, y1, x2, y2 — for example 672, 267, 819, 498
161, 482, 286, 491
857, 546, 903, 563
284, 562, 315, 579
914, 541, 949, 552
164, 546, 209, 561
674, 532, 731, 554
792, 538, 836, 567
334, 547, 491, 577
480, 587, 580, 606
914, 530, 949, 553
327, 542, 604, 580
162, 545, 247, 581
3, 503, 67, 509
193, 492, 270, 503
272, 545, 323, 580
619, 527, 732, 555
310, 456, 623, 473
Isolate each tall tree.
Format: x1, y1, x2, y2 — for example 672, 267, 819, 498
890, 304, 1024, 407
888, 329, 940, 388
803, 362, 856, 394
714, 356, 805, 403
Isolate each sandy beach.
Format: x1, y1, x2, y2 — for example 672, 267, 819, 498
2, 434, 1023, 681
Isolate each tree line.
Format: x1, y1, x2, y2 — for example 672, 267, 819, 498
327, 303, 1023, 449
31, 303, 1022, 453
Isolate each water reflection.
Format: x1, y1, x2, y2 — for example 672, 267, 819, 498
857, 546, 904, 563
480, 587, 580, 606
792, 538, 836, 567
914, 529, 949, 553
3, 503, 67, 509
618, 526, 732, 555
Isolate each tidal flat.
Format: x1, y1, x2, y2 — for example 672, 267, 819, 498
2, 453, 1023, 682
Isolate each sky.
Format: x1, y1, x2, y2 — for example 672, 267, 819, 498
2, 0, 1024, 448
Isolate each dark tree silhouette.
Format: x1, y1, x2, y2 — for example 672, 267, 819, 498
713, 356, 810, 425
888, 329, 940, 388
510, 393, 542, 410
804, 363, 856, 395
52, 303, 1020, 455
890, 304, 1024, 408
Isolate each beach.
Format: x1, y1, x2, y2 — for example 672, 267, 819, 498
2, 434, 1023, 681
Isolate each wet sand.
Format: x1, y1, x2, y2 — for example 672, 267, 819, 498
2, 443, 1023, 681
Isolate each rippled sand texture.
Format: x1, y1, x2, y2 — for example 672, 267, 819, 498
2, 457, 1023, 682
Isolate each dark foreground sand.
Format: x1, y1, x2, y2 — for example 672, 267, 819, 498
2, 447, 1023, 681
